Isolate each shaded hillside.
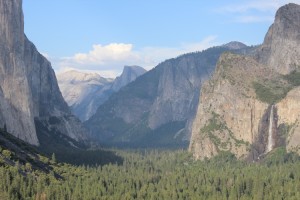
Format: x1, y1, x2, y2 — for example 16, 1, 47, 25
35, 119, 123, 166
0, 127, 55, 174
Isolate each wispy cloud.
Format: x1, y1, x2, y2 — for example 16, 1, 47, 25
218, 1, 281, 13
40, 52, 50, 59
52, 36, 219, 78
216, 0, 300, 24
235, 15, 274, 23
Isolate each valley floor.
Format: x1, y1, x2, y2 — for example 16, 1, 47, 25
1, 147, 300, 200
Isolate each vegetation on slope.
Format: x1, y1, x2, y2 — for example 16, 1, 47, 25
254, 69, 300, 104
0, 127, 56, 174
200, 112, 249, 152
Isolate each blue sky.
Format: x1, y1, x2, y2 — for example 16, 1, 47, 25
23, 0, 300, 77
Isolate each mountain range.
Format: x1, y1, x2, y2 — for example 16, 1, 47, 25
57, 66, 146, 121
85, 42, 255, 148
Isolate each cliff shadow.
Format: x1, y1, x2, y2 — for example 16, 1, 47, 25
35, 119, 123, 166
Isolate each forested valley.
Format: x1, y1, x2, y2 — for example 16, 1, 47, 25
1, 129, 300, 200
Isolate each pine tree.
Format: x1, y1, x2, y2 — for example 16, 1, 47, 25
3, 124, 7, 132
51, 153, 56, 164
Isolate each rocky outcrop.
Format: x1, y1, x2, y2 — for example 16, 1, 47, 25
0, 0, 86, 145
57, 66, 146, 121
256, 3, 300, 74
190, 3, 300, 160
85, 44, 252, 148
188, 52, 300, 160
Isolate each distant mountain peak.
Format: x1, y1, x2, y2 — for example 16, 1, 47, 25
222, 41, 248, 50
111, 65, 146, 92
57, 70, 109, 85
124, 65, 146, 71
123, 65, 147, 74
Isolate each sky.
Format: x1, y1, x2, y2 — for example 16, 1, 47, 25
23, 0, 300, 78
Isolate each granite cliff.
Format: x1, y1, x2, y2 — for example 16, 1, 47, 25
0, 0, 86, 145
256, 3, 300, 74
190, 3, 300, 160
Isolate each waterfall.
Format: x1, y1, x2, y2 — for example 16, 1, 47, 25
266, 105, 274, 153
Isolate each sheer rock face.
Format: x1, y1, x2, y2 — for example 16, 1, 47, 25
256, 3, 300, 74
148, 56, 208, 130
0, 0, 86, 145
189, 53, 270, 159
276, 88, 300, 154
0, 0, 38, 145
24, 39, 71, 117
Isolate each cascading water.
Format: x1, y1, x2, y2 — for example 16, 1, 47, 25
266, 105, 274, 153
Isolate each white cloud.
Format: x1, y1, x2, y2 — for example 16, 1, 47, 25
51, 36, 219, 78
70, 43, 138, 65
